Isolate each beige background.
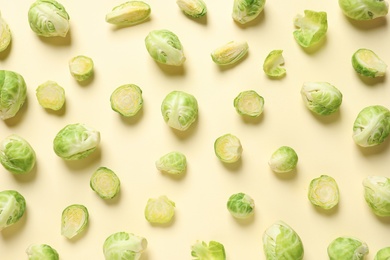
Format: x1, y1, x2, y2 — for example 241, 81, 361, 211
0, 0, 389, 259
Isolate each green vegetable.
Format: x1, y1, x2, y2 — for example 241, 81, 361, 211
90, 167, 121, 199
232, 0, 266, 24
214, 133, 243, 163
177, 0, 207, 18
69, 55, 94, 81
36, 80, 65, 111
145, 29, 186, 66
293, 10, 328, 48
110, 84, 143, 117
263, 50, 286, 78
211, 41, 249, 66
226, 192, 255, 219
161, 90, 198, 131
26, 244, 59, 260
352, 48, 387, 78
363, 176, 390, 217
301, 82, 343, 116
0, 134, 36, 175
268, 146, 298, 173
28, 0, 70, 37
0, 12, 11, 52
105, 1, 151, 26
327, 237, 369, 260
155, 151, 187, 175
339, 0, 389, 20
191, 240, 226, 260
352, 105, 390, 147
61, 204, 89, 239
103, 231, 147, 260
308, 175, 340, 210
0, 70, 27, 120
375, 247, 390, 260
263, 220, 304, 260
53, 123, 101, 160
234, 90, 264, 117
0, 190, 26, 231
144, 195, 175, 224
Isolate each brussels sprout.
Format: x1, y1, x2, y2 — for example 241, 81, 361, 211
234, 90, 264, 117
214, 133, 243, 164
339, 0, 389, 20
161, 90, 198, 131
36, 80, 65, 111
103, 231, 147, 260
211, 41, 249, 66
53, 123, 101, 160
308, 175, 340, 210
0, 70, 27, 120
226, 192, 255, 219
90, 167, 120, 199
155, 151, 187, 175
191, 240, 226, 260
144, 195, 175, 224
268, 146, 298, 173
327, 237, 368, 260
0, 190, 26, 231
352, 105, 390, 147
26, 244, 59, 260
28, 0, 70, 37
0, 134, 36, 175
263, 50, 286, 78
106, 1, 151, 26
352, 48, 387, 78
145, 29, 186, 66
177, 0, 207, 18
375, 247, 390, 260
363, 176, 390, 217
293, 10, 328, 48
232, 0, 266, 24
301, 82, 343, 116
0, 12, 11, 52
263, 220, 304, 260
69, 55, 94, 81
110, 84, 143, 117
61, 204, 88, 239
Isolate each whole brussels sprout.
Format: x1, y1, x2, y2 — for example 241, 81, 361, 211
26, 244, 59, 260
363, 176, 390, 217
103, 231, 147, 260
0, 190, 26, 231
226, 192, 255, 219
155, 151, 187, 175
268, 146, 298, 173
375, 247, 390, 260
144, 195, 175, 224
339, 0, 389, 20
0, 70, 27, 120
301, 82, 342, 116
327, 236, 368, 260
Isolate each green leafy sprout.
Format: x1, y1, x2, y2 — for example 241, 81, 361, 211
155, 151, 187, 175
191, 240, 226, 260
293, 10, 328, 48
214, 133, 243, 163
90, 167, 121, 200
0, 190, 26, 231
308, 175, 340, 210
234, 90, 264, 117
110, 84, 143, 117
226, 192, 255, 219
327, 237, 369, 260
61, 204, 89, 239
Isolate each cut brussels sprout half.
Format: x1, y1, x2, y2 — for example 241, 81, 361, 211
268, 146, 298, 173
191, 240, 226, 260
375, 247, 390, 260
106, 1, 151, 26
308, 175, 340, 210
0, 12, 11, 52
177, 0, 207, 18
103, 231, 147, 260
263, 220, 304, 260
28, 0, 70, 37
61, 204, 89, 239
26, 244, 59, 260
90, 167, 120, 199
263, 50, 286, 77
0, 134, 36, 175
327, 237, 369, 260
155, 151, 187, 175
69, 55, 94, 81
234, 90, 264, 117
363, 176, 390, 217
144, 195, 175, 224
339, 0, 389, 20
214, 133, 243, 163
293, 10, 328, 48
110, 84, 143, 117
145, 29, 186, 66
227, 192, 255, 219
211, 41, 249, 66
352, 105, 390, 147
232, 0, 266, 24
301, 82, 343, 116
0, 190, 26, 231
36, 80, 65, 111
352, 48, 387, 78
0, 70, 27, 120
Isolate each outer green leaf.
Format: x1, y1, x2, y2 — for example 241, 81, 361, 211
191, 240, 226, 260
339, 0, 389, 20
293, 10, 328, 48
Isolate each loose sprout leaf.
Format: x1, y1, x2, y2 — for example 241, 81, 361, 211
106, 1, 151, 26
263, 50, 286, 77
0, 12, 11, 52
26, 244, 59, 260
110, 84, 143, 117
363, 176, 390, 217
211, 41, 249, 66
214, 133, 243, 163
234, 90, 264, 117
155, 151, 187, 175
61, 204, 89, 239
0, 70, 27, 120
177, 0, 207, 18
0, 190, 26, 231
90, 167, 121, 199
144, 195, 175, 224
327, 237, 369, 260
352, 48, 387, 78
226, 192, 255, 219
103, 232, 147, 260
268, 146, 298, 173
232, 0, 266, 24
339, 0, 389, 20
293, 10, 328, 48
36, 80, 65, 111
69, 55, 94, 81
308, 175, 340, 210
191, 240, 226, 260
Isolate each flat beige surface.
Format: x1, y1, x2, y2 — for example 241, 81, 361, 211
1, 0, 390, 259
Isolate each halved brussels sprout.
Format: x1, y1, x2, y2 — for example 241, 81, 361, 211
191, 240, 226, 260
0, 190, 26, 231
103, 231, 147, 260
363, 176, 390, 217
308, 175, 340, 210
26, 244, 59, 260
214, 133, 243, 163
0, 70, 27, 120
263, 50, 286, 77
90, 167, 120, 199
339, 0, 389, 20
226, 192, 255, 219
145, 29, 186, 66
110, 84, 143, 117
36, 80, 65, 111
155, 151, 187, 175
144, 195, 175, 224
268, 146, 298, 173
61, 204, 89, 239
232, 0, 266, 24
234, 90, 264, 117
106, 1, 151, 26
177, 0, 207, 18
0, 12, 11, 52
211, 41, 248, 66
375, 247, 390, 260
293, 10, 328, 48
327, 237, 368, 260
352, 48, 387, 78
0, 134, 36, 175
69, 55, 94, 81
